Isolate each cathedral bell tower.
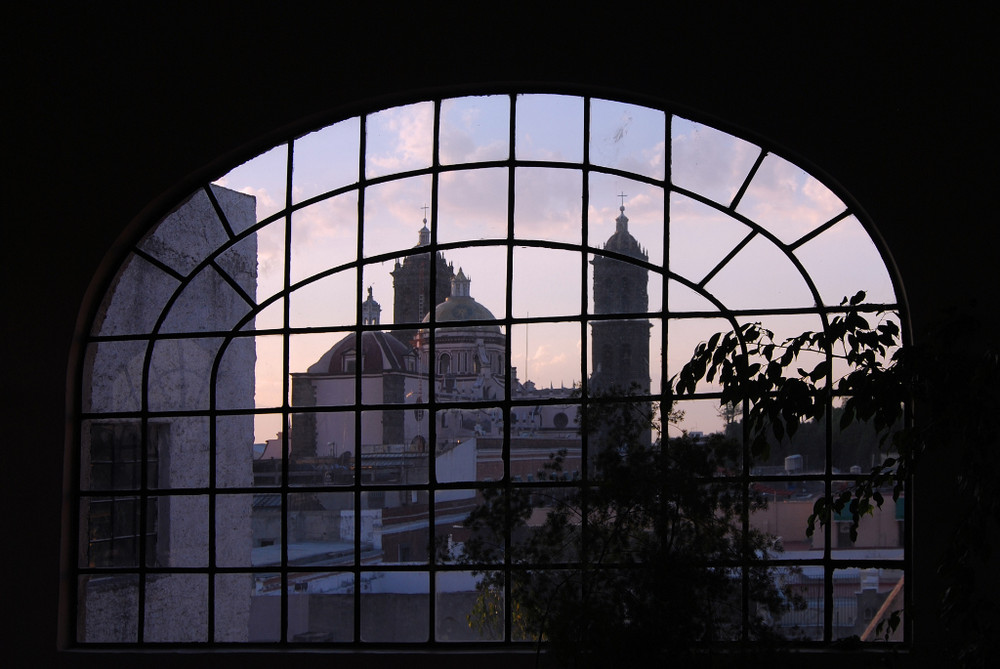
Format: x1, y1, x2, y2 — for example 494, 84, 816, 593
389, 218, 455, 346
590, 204, 651, 396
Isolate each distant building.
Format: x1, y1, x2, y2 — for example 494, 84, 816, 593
389, 220, 455, 345
258, 208, 650, 640
590, 205, 651, 395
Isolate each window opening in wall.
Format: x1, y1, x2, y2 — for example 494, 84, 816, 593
72, 92, 906, 650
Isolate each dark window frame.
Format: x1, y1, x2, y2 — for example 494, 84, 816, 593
69, 91, 910, 651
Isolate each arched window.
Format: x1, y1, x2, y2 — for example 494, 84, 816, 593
72, 93, 905, 647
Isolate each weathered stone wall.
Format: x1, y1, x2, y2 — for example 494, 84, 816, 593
82, 185, 257, 642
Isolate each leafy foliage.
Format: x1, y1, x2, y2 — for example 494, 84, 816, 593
456, 392, 803, 667
675, 291, 905, 542
453, 292, 998, 665
676, 292, 1000, 665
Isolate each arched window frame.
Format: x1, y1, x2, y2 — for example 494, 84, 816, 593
69, 90, 910, 649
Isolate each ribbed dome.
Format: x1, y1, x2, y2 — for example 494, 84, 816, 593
308, 331, 412, 375
430, 296, 498, 323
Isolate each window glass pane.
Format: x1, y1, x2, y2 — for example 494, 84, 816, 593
514, 167, 582, 244
590, 98, 666, 180
832, 568, 904, 642
80, 496, 144, 567
148, 337, 223, 412
214, 573, 256, 642
666, 316, 735, 388
776, 568, 824, 640
216, 415, 256, 488
510, 321, 581, 393
246, 572, 282, 641
213, 145, 286, 225
84, 340, 146, 414
750, 479, 820, 553
288, 408, 354, 467
832, 395, 901, 474
290, 333, 358, 406
361, 411, 428, 485
361, 571, 429, 642
144, 573, 209, 642
440, 95, 510, 165
438, 167, 509, 242
158, 494, 208, 567
703, 235, 815, 310
250, 218, 287, 326
760, 565, 817, 640
215, 494, 253, 568
736, 154, 846, 245
512, 246, 581, 318
671, 116, 760, 206
669, 192, 752, 285
252, 413, 284, 470
363, 175, 433, 258
828, 483, 904, 559
515, 94, 583, 163
437, 571, 503, 641
286, 572, 355, 642
436, 419, 491, 479
289, 269, 357, 329
285, 492, 355, 561
217, 334, 273, 411
794, 215, 898, 306
589, 175, 664, 266
669, 398, 737, 449
439, 245, 508, 318
156, 416, 208, 489
289, 191, 359, 284
737, 312, 828, 386
292, 117, 360, 203
587, 251, 655, 317
435, 410, 504, 469
587, 317, 656, 397
430, 316, 506, 405
666, 279, 722, 313
365, 488, 430, 564
78, 574, 140, 642
365, 101, 434, 179
249, 498, 282, 562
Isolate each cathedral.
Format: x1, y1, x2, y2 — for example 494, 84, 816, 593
289, 206, 650, 463
590, 205, 651, 395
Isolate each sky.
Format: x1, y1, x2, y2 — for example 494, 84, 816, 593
211, 94, 898, 442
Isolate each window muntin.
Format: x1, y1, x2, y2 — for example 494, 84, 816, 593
74, 93, 906, 646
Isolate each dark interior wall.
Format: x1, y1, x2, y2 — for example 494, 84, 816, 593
5, 5, 994, 667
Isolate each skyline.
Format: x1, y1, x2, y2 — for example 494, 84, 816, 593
209, 94, 899, 443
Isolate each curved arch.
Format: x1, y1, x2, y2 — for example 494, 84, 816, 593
71, 91, 906, 648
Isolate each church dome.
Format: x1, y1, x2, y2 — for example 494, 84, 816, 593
308, 330, 413, 375
422, 268, 501, 332
430, 296, 499, 325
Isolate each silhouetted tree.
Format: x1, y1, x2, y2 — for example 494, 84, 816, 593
676, 293, 999, 666
456, 392, 803, 667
